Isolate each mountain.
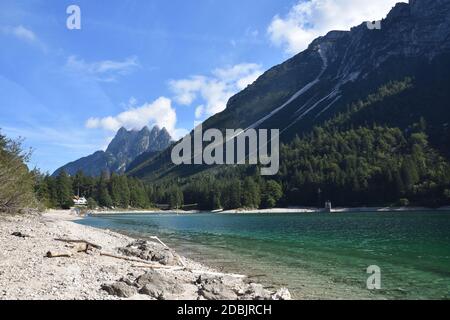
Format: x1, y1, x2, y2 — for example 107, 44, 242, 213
200, 0, 450, 140
53, 126, 172, 177
128, 0, 450, 183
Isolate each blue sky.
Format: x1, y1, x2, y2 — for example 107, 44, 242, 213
0, 0, 401, 173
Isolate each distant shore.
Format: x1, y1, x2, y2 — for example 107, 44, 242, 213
89, 209, 201, 215
87, 206, 450, 216
222, 206, 450, 214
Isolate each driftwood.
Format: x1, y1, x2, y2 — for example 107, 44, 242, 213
149, 236, 169, 248
130, 263, 246, 279
149, 236, 187, 268
131, 264, 186, 271
46, 251, 73, 258
101, 252, 191, 271
46, 245, 92, 258
100, 252, 167, 266
54, 239, 102, 250
129, 263, 246, 278
11, 232, 31, 238
46, 240, 98, 258
190, 270, 246, 279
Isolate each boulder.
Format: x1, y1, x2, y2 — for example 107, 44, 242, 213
118, 239, 179, 266
135, 270, 185, 299
272, 287, 292, 300
197, 276, 238, 300
244, 283, 272, 300
101, 282, 137, 298
139, 284, 165, 300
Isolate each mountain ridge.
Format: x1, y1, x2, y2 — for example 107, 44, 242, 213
127, 0, 450, 181
52, 125, 172, 177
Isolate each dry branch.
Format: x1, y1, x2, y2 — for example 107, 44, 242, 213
54, 238, 102, 250
149, 236, 187, 268
46, 251, 73, 258
100, 252, 165, 266
131, 264, 186, 271
190, 270, 247, 279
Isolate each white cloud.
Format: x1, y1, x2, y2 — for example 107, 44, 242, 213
65, 55, 140, 82
195, 105, 205, 119
85, 97, 188, 139
268, 0, 406, 55
169, 76, 207, 106
1, 25, 37, 42
169, 63, 263, 119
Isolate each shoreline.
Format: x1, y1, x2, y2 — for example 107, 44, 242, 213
88, 206, 450, 216
222, 206, 450, 214
0, 210, 290, 300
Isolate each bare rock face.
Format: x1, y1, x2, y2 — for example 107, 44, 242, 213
118, 239, 180, 266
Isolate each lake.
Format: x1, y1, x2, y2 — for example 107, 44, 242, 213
77, 211, 450, 300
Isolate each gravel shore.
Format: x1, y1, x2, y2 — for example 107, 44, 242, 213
0, 210, 290, 300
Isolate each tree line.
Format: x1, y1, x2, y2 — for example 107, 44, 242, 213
35, 171, 154, 210
33, 169, 284, 211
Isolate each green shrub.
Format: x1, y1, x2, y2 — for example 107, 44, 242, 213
0, 132, 37, 213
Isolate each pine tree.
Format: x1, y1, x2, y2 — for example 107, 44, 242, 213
110, 174, 130, 208
210, 189, 222, 210
72, 171, 85, 197
56, 170, 74, 209
242, 177, 260, 208
86, 197, 98, 209
168, 186, 184, 209
129, 178, 149, 208
401, 158, 419, 191
45, 175, 59, 208
97, 172, 113, 208
225, 180, 242, 210
393, 170, 405, 197
33, 171, 52, 208
261, 180, 282, 208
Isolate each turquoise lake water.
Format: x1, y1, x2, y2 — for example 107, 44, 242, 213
77, 212, 450, 300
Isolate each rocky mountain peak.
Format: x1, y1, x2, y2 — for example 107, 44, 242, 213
53, 125, 173, 177
139, 126, 151, 134
159, 127, 170, 137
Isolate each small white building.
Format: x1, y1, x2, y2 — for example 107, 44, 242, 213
73, 196, 87, 206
